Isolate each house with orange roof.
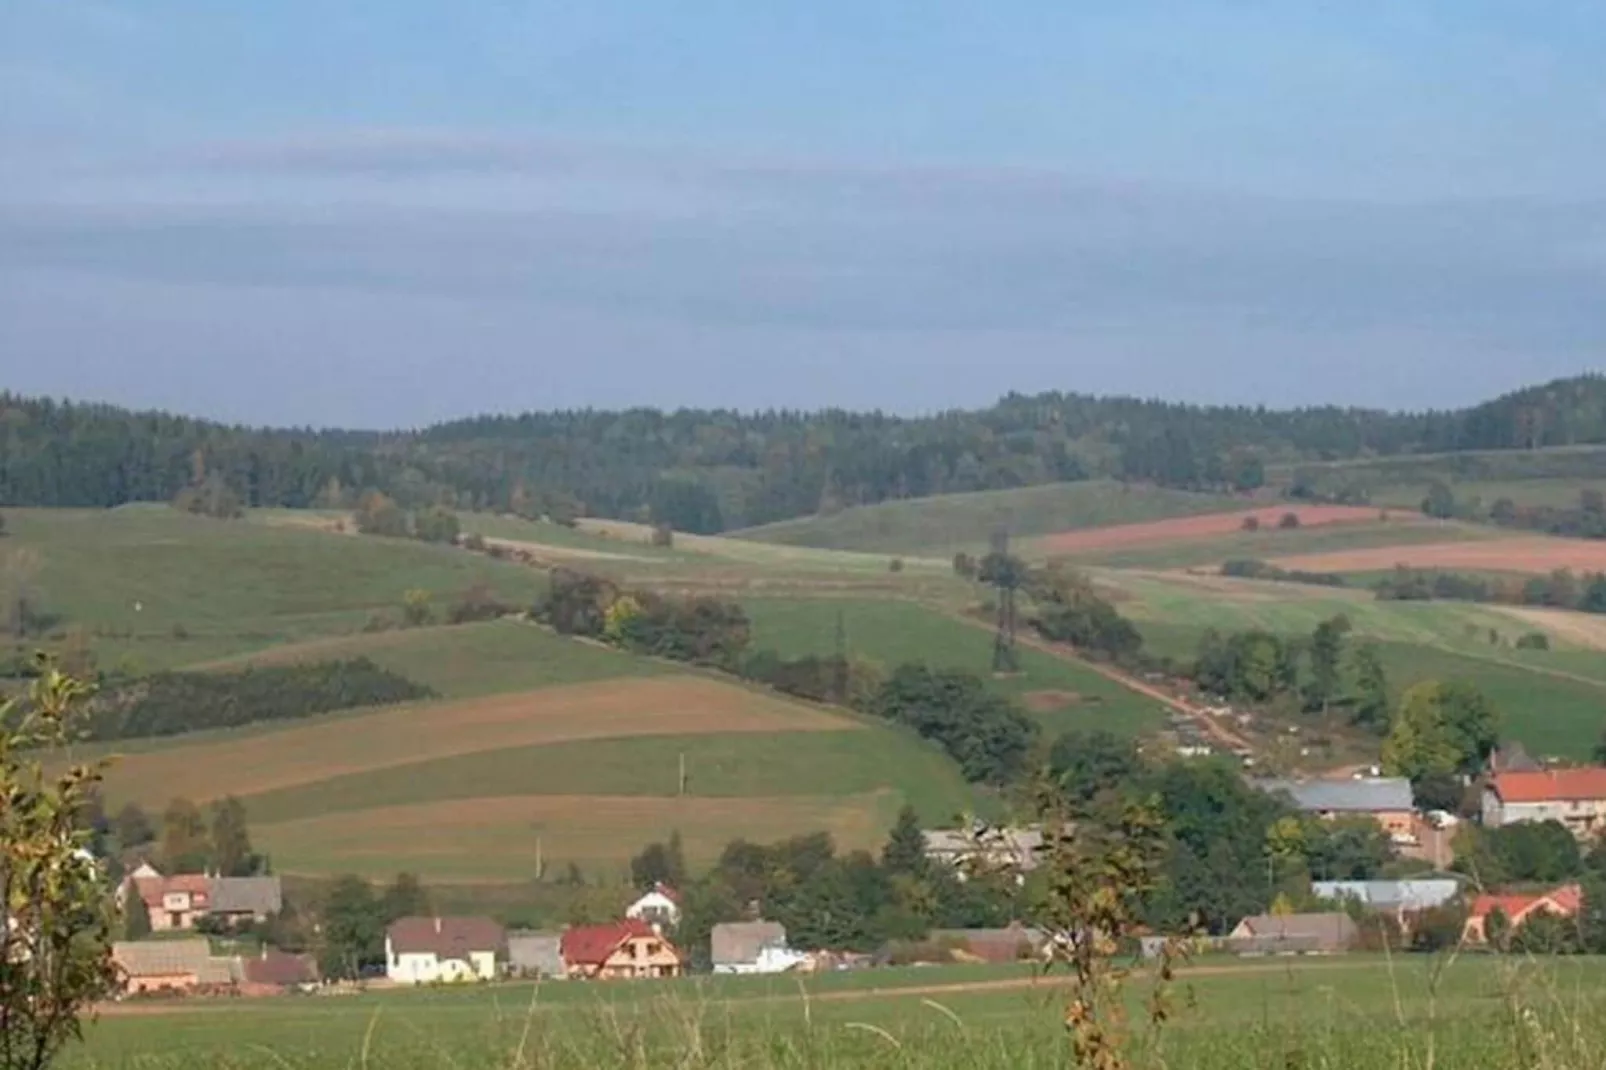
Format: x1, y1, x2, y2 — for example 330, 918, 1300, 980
1462, 884, 1581, 945
560, 919, 683, 980
1483, 769, 1606, 840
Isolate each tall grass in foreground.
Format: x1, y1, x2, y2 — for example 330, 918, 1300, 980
66, 956, 1606, 1070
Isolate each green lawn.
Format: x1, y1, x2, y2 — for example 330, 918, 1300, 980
66, 956, 1606, 1069
742, 596, 1168, 737
733, 480, 1248, 555
2, 506, 548, 672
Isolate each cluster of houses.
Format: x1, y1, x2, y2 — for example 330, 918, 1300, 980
106, 762, 1606, 995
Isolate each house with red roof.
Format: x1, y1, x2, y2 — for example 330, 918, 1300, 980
1483, 769, 1606, 840
560, 919, 683, 980
1462, 884, 1582, 945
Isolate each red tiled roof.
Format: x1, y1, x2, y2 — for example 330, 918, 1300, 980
1469, 884, 1582, 923
1492, 769, 1606, 803
560, 920, 657, 966
132, 874, 212, 910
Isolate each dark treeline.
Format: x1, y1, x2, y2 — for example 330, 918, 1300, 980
1220, 558, 1348, 587
1375, 565, 1606, 616
83, 659, 434, 741
5, 375, 1606, 531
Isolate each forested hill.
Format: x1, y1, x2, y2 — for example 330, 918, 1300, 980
1, 374, 1602, 531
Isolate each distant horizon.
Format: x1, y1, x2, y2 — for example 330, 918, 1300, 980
4, 4, 1603, 426
8, 369, 1595, 436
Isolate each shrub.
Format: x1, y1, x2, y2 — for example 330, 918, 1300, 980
1241, 515, 1261, 532
448, 582, 511, 624
889, 557, 904, 573
651, 524, 675, 548
461, 532, 487, 552
1277, 512, 1301, 529
1515, 632, 1551, 650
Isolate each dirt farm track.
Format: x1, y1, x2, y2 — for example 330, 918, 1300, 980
1267, 536, 1606, 576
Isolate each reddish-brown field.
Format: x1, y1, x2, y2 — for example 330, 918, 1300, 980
99, 677, 857, 806
1032, 505, 1385, 555
1268, 536, 1606, 577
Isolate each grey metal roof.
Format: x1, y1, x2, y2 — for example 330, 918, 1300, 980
1255, 777, 1413, 813
507, 931, 564, 976
1313, 880, 1461, 912
209, 877, 282, 916
711, 921, 788, 966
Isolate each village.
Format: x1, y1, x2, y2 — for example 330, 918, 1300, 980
106, 758, 1606, 998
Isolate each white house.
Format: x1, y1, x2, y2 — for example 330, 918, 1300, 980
624, 883, 681, 928
385, 916, 504, 984
710, 921, 808, 975
1483, 769, 1606, 840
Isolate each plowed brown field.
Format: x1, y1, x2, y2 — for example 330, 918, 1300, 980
100, 677, 856, 806
1033, 505, 1384, 555
1268, 536, 1606, 577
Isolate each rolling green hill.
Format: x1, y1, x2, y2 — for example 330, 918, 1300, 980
733, 480, 1248, 555
0, 507, 549, 672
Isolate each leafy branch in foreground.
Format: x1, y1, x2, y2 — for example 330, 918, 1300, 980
1032, 782, 1176, 1070
0, 663, 119, 1070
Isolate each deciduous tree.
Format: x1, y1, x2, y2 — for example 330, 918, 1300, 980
0, 666, 120, 1070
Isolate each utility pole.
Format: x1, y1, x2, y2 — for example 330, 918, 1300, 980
678, 751, 687, 796
834, 607, 849, 704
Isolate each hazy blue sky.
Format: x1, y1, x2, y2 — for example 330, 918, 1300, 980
1, 2, 1603, 427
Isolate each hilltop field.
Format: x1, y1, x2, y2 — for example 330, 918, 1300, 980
8, 442, 1606, 897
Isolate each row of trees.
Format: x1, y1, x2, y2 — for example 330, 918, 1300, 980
5, 376, 1606, 528
1220, 558, 1348, 587
1375, 565, 1606, 615
1193, 616, 1389, 726
1423, 483, 1606, 541
82, 659, 435, 741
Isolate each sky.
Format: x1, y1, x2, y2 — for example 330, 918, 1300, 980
1, 2, 1603, 428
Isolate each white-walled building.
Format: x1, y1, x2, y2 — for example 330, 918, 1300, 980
1483, 769, 1606, 840
625, 883, 682, 928
710, 921, 807, 975
385, 916, 504, 984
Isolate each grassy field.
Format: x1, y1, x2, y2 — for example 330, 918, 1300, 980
1263, 443, 1606, 502
192, 619, 665, 699
66, 955, 1606, 1069
742, 596, 1169, 737
1099, 571, 1543, 650
733, 480, 1248, 555
1, 506, 549, 671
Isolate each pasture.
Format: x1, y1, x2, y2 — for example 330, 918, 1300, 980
733, 480, 1248, 555
741, 596, 1169, 737
0, 506, 548, 671
67, 955, 1606, 1069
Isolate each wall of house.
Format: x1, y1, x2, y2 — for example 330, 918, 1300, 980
600, 936, 682, 979
1485, 796, 1606, 838
125, 971, 198, 995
